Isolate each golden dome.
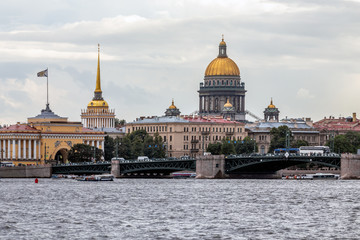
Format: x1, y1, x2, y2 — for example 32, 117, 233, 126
224, 99, 233, 108
205, 57, 240, 76
88, 100, 109, 107
268, 98, 276, 108
169, 99, 177, 109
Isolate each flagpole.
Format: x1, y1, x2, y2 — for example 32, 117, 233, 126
46, 68, 49, 106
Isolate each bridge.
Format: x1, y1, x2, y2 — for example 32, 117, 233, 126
52, 158, 196, 176
225, 154, 341, 174
52, 154, 341, 177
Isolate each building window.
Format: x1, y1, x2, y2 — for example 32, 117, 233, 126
170, 145, 172, 150
170, 136, 172, 141
170, 127, 172, 132
164, 136, 167, 142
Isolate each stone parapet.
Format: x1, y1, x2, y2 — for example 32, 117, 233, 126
196, 155, 226, 179
341, 154, 360, 179
0, 164, 52, 178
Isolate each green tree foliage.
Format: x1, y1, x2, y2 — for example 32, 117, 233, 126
329, 131, 360, 154
112, 130, 166, 159
68, 144, 103, 163
114, 118, 126, 127
269, 126, 293, 153
104, 136, 115, 160
207, 142, 222, 155
234, 137, 258, 154
292, 140, 309, 148
221, 140, 236, 155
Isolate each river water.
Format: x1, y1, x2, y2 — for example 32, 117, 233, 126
0, 178, 359, 239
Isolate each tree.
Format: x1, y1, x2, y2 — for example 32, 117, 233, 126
115, 118, 126, 127
234, 137, 258, 154
68, 144, 103, 163
292, 140, 309, 148
269, 126, 293, 153
329, 131, 360, 154
221, 140, 236, 155
104, 136, 115, 160
207, 142, 222, 155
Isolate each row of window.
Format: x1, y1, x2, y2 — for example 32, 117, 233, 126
130, 125, 243, 133
205, 79, 241, 86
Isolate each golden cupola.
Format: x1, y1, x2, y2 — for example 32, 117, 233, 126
169, 99, 177, 109
205, 36, 240, 76
224, 99, 233, 108
268, 98, 276, 109
88, 44, 109, 108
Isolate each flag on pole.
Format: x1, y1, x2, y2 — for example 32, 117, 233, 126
37, 69, 48, 77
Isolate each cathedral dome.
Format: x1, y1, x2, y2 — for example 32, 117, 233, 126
204, 37, 240, 76
87, 100, 109, 107
205, 58, 240, 76
267, 98, 276, 109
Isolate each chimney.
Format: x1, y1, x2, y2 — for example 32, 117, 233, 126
353, 112, 357, 122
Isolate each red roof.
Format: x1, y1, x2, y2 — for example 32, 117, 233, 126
0, 124, 38, 132
314, 118, 360, 132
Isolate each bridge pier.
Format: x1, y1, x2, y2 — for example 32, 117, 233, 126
196, 155, 227, 179
341, 154, 360, 179
111, 159, 121, 178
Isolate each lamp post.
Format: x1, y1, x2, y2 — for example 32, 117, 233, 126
285, 130, 291, 151
0, 149, 4, 165
44, 143, 49, 164
93, 146, 96, 163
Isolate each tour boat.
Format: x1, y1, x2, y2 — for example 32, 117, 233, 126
76, 174, 114, 181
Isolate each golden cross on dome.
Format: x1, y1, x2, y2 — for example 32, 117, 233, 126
222, 34, 224, 41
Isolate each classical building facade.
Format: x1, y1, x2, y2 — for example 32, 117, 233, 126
81, 45, 116, 129
247, 100, 319, 154
126, 102, 247, 158
198, 37, 246, 121
0, 104, 105, 165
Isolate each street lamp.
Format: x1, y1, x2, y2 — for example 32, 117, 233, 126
44, 143, 49, 164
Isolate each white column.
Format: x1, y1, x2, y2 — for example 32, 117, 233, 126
92, 140, 95, 147
101, 141, 104, 151
12, 139, 15, 159
34, 140, 37, 160
18, 139, 21, 159
29, 140, 32, 159
23, 139, 26, 159
96, 140, 99, 148
7, 139, 11, 159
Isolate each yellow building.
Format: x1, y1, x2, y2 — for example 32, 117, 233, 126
127, 101, 247, 158
0, 107, 105, 165
81, 44, 116, 129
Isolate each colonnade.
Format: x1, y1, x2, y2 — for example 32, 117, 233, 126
82, 117, 115, 129
0, 139, 40, 160
199, 95, 245, 113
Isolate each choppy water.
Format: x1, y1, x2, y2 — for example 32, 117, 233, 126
0, 178, 359, 240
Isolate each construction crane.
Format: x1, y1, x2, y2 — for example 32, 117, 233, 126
245, 110, 262, 121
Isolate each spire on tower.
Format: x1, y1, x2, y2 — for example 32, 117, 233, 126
95, 43, 102, 93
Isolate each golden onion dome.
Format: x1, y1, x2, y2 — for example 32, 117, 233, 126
224, 99, 233, 108
87, 100, 109, 107
205, 57, 240, 76
169, 99, 177, 109
268, 98, 276, 108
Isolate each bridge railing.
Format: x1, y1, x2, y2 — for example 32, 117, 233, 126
226, 152, 341, 158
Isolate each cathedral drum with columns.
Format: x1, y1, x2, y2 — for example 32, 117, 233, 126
198, 37, 246, 121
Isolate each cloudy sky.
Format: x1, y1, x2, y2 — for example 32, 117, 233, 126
1, 0, 360, 125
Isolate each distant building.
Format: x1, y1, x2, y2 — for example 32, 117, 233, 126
0, 104, 104, 165
126, 101, 247, 158
198, 37, 246, 121
247, 100, 319, 154
314, 113, 360, 145
80, 45, 124, 139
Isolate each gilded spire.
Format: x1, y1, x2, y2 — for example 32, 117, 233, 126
95, 44, 102, 93
169, 98, 176, 109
